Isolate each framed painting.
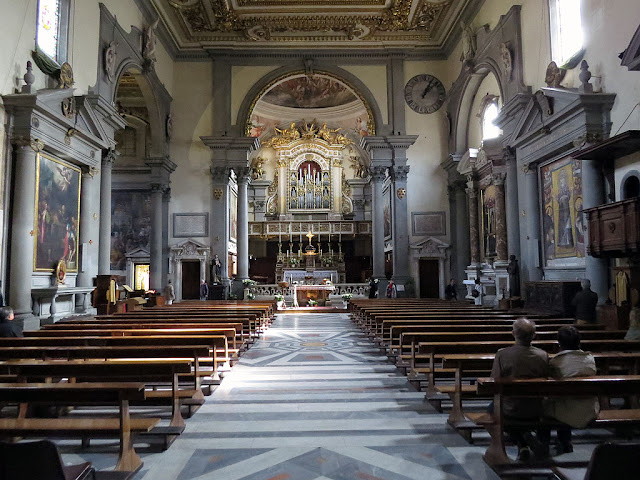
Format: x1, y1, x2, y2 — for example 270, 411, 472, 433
383, 186, 392, 239
34, 152, 81, 272
481, 186, 497, 259
540, 156, 585, 264
110, 191, 151, 271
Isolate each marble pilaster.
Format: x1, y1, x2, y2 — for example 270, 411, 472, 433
98, 149, 117, 274
493, 173, 508, 261
522, 164, 543, 281
391, 165, 410, 281
149, 183, 164, 290
466, 182, 481, 266
162, 188, 171, 284
77, 166, 100, 290
370, 167, 387, 280
9, 141, 39, 322
236, 168, 252, 281
582, 158, 608, 303
505, 149, 520, 259
210, 166, 231, 285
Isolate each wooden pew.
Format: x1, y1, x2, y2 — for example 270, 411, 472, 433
0, 382, 158, 472
469, 376, 640, 468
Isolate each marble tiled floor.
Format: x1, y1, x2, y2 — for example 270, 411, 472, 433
60, 313, 502, 479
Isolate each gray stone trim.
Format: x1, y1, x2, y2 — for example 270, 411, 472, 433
173, 213, 209, 238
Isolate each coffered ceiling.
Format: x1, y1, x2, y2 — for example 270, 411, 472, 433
150, 0, 483, 56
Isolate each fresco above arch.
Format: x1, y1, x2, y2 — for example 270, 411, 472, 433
248, 74, 373, 140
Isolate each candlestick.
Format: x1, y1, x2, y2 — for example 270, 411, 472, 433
279, 222, 281, 242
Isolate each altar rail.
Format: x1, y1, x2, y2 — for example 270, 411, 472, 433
250, 283, 369, 298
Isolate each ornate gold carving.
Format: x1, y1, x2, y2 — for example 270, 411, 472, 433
251, 157, 265, 179
264, 120, 353, 148
268, 171, 278, 195
58, 62, 74, 89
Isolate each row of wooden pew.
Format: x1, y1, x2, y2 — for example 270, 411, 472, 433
0, 300, 275, 477
349, 298, 640, 476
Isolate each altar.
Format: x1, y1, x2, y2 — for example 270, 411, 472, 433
283, 269, 338, 284
293, 284, 335, 307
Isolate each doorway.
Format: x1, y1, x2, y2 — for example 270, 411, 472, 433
419, 259, 440, 298
181, 261, 200, 300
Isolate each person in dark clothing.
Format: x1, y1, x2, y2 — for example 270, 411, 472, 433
0, 307, 21, 337
490, 318, 549, 461
445, 279, 457, 300
199, 280, 209, 301
368, 277, 378, 299
571, 279, 598, 325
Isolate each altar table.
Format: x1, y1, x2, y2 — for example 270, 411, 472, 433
293, 284, 336, 307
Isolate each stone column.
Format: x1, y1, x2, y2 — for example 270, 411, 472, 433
77, 166, 100, 290
505, 149, 520, 259
332, 157, 343, 214
466, 182, 481, 266
8, 140, 40, 325
98, 149, 117, 274
277, 158, 287, 215
370, 167, 387, 280
162, 188, 171, 283
493, 173, 508, 262
211, 167, 231, 286
391, 165, 410, 282
236, 168, 251, 281
522, 164, 543, 281
149, 183, 164, 290
582, 158, 608, 303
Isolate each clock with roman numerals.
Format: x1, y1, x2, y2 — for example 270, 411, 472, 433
404, 74, 446, 114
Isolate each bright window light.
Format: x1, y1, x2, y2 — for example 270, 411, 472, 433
37, 0, 61, 61
482, 103, 501, 141
550, 0, 583, 65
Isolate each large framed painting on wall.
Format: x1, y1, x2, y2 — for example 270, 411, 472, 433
383, 186, 391, 239
34, 153, 81, 272
481, 186, 497, 259
541, 157, 586, 265
110, 191, 151, 271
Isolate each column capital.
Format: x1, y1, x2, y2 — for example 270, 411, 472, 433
163, 187, 172, 202
235, 167, 253, 184
102, 148, 119, 166
492, 172, 506, 186
211, 166, 231, 183
81, 165, 100, 178
13, 136, 44, 152
370, 166, 387, 182
392, 165, 410, 181
465, 186, 477, 197
150, 183, 165, 193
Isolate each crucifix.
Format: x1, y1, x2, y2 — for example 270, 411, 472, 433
306, 230, 315, 245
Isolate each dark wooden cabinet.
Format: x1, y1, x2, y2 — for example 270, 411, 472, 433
585, 198, 640, 257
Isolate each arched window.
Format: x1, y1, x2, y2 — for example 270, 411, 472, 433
623, 175, 640, 200
549, 0, 584, 66
36, 0, 70, 64
481, 98, 501, 141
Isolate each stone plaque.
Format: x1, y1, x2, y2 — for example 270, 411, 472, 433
412, 212, 446, 236
173, 213, 209, 238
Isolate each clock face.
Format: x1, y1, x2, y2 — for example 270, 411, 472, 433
404, 74, 446, 114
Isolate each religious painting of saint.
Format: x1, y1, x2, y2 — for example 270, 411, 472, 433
383, 187, 392, 239
34, 153, 81, 272
541, 157, 583, 263
230, 190, 238, 243
110, 191, 151, 271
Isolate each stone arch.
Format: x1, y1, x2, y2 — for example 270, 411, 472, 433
447, 5, 531, 155
235, 64, 385, 138
92, 3, 172, 157
621, 170, 640, 199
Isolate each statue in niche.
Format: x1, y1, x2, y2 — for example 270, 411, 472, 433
460, 21, 476, 64
212, 254, 222, 283
507, 255, 521, 298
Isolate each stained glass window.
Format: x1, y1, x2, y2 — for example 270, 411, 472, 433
37, 0, 61, 62
549, 0, 583, 66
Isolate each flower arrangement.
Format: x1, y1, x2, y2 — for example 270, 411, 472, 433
274, 293, 284, 302
246, 292, 255, 300
242, 279, 257, 287
289, 257, 301, 267
320, 256, 333, 267
308, 299, 317, 307
342, 293, 353, 301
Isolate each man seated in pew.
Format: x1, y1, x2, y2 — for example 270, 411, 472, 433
539, 325, 599, 454
490, 318, 549, 461
0, 307, 21, 337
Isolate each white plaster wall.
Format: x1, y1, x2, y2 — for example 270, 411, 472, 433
340, 65, 389, 127
404, 61, 454, 245
231, 65, 279, 126
168, 62, 214, 245
615, 152, 640, 201
0, 0, 174, 97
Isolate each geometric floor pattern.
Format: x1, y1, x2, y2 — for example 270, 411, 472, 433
61, 312, 502, 479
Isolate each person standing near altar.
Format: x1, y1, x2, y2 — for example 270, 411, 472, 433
386, 280, 397, 298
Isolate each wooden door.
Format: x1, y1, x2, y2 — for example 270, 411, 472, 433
181, 261, 200, 300
419, 259, 440, 298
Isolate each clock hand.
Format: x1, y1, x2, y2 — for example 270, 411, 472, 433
421, 79, 434, 98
